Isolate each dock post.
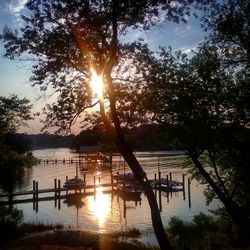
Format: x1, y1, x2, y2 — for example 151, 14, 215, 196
166, 175, 169, 190
169, 173, 173, 197
158, 171, 161, 189
109, 152, 113, 167
58, 198, 61, 210
32, 180, 36, 199
35, 199, 38, 213
83, 174, 86, 194
58, 180, 61, 197
35, 181, 38, 199
94, 176, 96, 193
167, 189, 169, 203
111, 171, 114, 191
188, 178, 191, 208
182, 174, 186, 200
157, 156, 160, 173
154, 173, 157, 190
116, 172, 119, 189
32, 180, 36, 208
66, 176, 68, 195
98, 176, 101, 184
159, 187, 162, 212
54, 178, 57, 196
33, 200, 36, 210
58, 179, 61, 209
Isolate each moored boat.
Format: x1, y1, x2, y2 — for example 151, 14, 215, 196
113, 172, 137, 183
116, 182, 142, 201
63, 177, 86, 189
154, 178, 183, 191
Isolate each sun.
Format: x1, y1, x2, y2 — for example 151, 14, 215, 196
90, 68, 103, 99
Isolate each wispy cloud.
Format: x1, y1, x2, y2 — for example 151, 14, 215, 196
177, 45, 198, 54
8, 0, 28, 14
174, 25, 194, 37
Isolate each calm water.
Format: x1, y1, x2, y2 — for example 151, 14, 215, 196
9, 148, 219, 239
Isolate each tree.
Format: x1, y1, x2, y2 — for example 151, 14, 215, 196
0, 95, 33, 134
0, 206, 23, 246
142, 43, 250, 243
0, 1, 199, 248
201, 0, 250, 68
0, 95, 35, 196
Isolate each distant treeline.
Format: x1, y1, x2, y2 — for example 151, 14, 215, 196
20, 124, 183, 151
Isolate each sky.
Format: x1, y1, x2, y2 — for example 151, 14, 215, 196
0, 0, 206, 134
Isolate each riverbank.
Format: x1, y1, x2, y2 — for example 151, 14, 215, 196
2, 213, 249, 250
1, 228, 158, 250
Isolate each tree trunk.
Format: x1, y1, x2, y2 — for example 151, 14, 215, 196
189, 150, 244, 225
100, 1, 172, 248
189, 150, 250, 245
103, 78, 172, 250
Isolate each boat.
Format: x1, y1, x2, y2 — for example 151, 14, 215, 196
113, 172, 138, 183
116, 182, 142, 202
63, 164, 86, 189
63, 177, 86, 189
154, 178, 183, 191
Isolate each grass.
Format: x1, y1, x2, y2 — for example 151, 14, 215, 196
1, 224, 158, 250
19, 222, 64, 234
4, 213, 250, 249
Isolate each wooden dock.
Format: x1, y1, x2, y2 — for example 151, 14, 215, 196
0, 171, 190, 207
0, 183, 113, 199
0, 190, 113, 205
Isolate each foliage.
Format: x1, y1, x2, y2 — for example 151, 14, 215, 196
166, 213, 232, 249
0, 95, 33, 134
201, 0, 250, 68
69, 124, 176, 152
134, 1, 250, 242
69, 128, 102, 151
0, 148, 36, 193
0, 1, 211, 249
19, 221, 63, 234
0, 206, 23, 246
141, 43, 250, 234
2, 229, 158, 250
26, 133, 75, 149
0, 95, 36, 193
0, 0, 198, 134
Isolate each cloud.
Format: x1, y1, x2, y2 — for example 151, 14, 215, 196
177, 45, 198, 54
174, 25, 194, 37
183, 14, 189, 22
8, 0, 28, 14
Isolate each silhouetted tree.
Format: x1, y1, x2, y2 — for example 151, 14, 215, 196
0, 1, 201, 248
142, 43, 250, 244
0, 95, 35, 196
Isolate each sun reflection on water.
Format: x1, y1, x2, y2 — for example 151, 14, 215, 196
89, 181, 110, 229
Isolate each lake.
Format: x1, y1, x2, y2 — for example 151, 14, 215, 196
5, 148, 219, 244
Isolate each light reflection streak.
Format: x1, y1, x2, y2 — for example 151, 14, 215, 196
89, 181, 110, 229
